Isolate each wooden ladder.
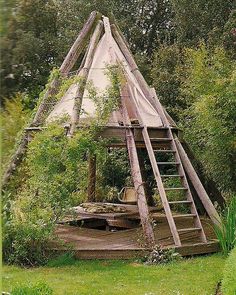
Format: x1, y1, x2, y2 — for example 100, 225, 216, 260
127, 86, 208, 247
142, 126, 207, 246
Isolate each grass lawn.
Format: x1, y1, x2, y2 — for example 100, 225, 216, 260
2, 254, 225, 295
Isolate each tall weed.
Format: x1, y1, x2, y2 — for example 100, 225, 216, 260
214, 197, 236, 255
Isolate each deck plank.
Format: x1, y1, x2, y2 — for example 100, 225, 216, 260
53, 215, 219, 258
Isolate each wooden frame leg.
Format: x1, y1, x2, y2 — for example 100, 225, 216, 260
87, 154, 96, 202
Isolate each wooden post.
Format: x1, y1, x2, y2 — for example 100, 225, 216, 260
60, 11, 101, 75
33, 11, 101, 126
121, 85, 155, 247
175, 138, 221, 225
87, 154, 96, 202
70, 20, 104, 135
111, 25, 177, 127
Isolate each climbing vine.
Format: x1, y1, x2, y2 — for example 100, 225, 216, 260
3, 64, 125, 266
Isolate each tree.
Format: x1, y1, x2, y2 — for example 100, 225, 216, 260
1, 0, 58, 106
180, 45, 236, 193
171, 0, 236, 46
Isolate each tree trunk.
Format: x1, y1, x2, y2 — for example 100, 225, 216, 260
87, 154, 96, 202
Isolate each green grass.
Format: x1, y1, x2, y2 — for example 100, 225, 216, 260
3, 254, 226, 295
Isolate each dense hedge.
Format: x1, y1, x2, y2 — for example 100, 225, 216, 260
222, 247, 236, 295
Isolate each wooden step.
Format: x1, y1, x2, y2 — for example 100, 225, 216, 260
161, 174, 183, 177
164, 187, 188, 191
150, 138, 171, 142
178, 227, 201, 233
157, 162, 180, 165
154, 149, 176, 153
173, 214, 196, 218
168, 200, 192, 204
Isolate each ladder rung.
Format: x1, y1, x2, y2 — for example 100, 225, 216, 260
150, 138, 171, 142
168, 200, 192, 204
157, 162, 180, 165
165, 187, 187, 191
173, 214, 196, 218
178, 227, 201, 233
161, 174, 183, 177
154, 149, 176, 153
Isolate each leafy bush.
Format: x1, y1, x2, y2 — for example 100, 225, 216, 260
144, 245, 182, 265
1, 94, 30, 169
3, 66, 122, 266
214, 197, 236, 255
180, 45, 236, 193
222, 247, 236, 295
11, 282, 53, 295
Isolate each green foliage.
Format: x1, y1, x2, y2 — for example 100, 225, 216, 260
180, 45, 236, 193
144, 245, 182, 265
46, 253, 76, 267
151, 44, 187, 121
214, 197, 236, 256
3, 68, 121, 265
171, 0, 235, 46
222, 10, 236, 59
1, 0, 58, 104
11, 282, 53, 295
0, 94, 30, 168
222, 247, 236, 295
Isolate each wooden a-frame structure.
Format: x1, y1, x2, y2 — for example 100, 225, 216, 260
3, 12, 221, 249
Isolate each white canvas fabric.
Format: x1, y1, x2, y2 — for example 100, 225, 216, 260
47, 23, 163, 128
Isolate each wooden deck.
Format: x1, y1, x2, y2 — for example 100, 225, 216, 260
54, 214, 219, 259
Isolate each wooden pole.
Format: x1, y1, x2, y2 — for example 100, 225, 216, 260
33, 11, 100, 126
60, 11, 101, 75
2, 12, 101, 188
70, 20, 104, 135
175, 138, 221, 225
111, 24, 176, 128
87, 154, 96, 202
121, 85, 155, 247
2, 132, 28, 187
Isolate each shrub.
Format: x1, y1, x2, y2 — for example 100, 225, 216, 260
3, 192, 56, 266
11, 282, 53, 295
180, 45, 236, 193
222, 247, 236, 295
144, 245, 182, 265
1, 94, 30, 170
214, 197, 236, 255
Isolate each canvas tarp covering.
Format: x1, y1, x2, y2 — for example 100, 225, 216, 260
47, 29, 163, 128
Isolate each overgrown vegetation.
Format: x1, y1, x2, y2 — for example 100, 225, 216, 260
2, 65, 123, 265
180, 45, 236, 193
144, 245, 182, 265
214, 197, 236, 255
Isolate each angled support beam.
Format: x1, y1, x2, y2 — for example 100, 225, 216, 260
120, 85, 155, 247
111, 24, 176, 128
70, 20, 104, 134
60, 11, 101, 76
33, 11, 101, 126
175, 138, 221, 225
